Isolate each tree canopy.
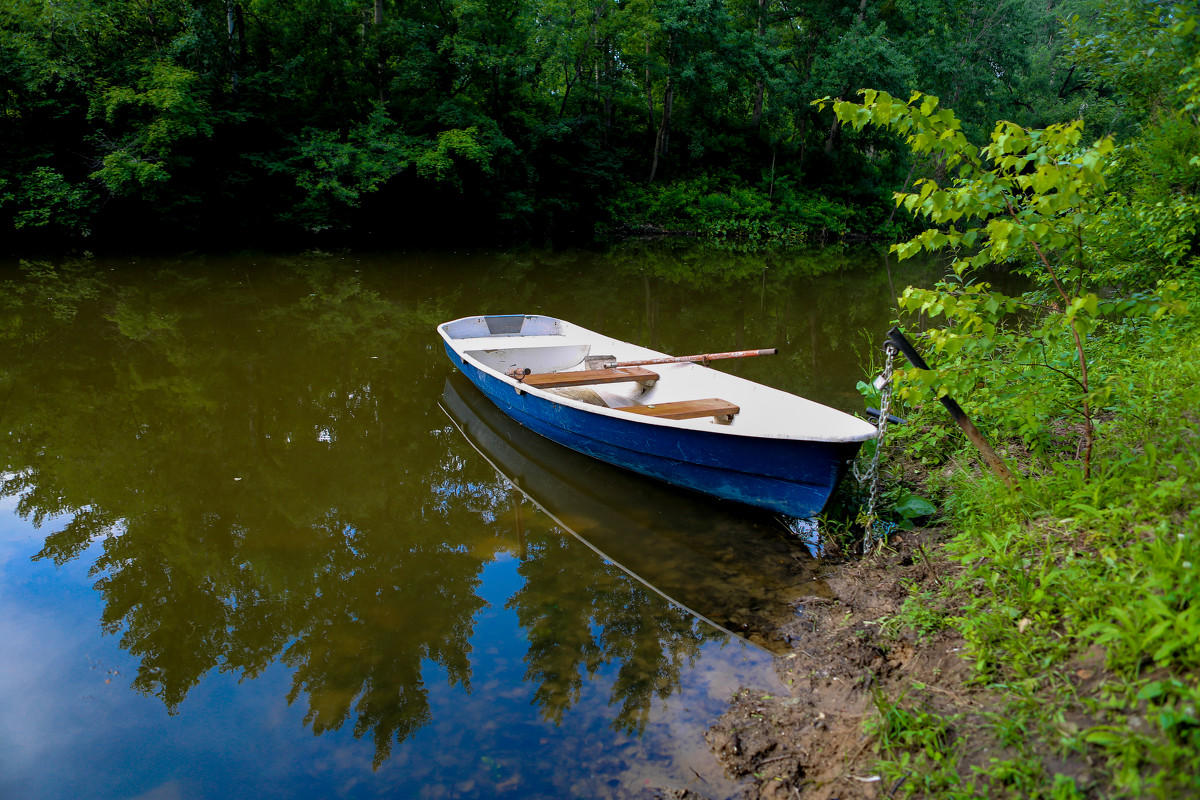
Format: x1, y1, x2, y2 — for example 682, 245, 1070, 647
0, 0, 1159, 252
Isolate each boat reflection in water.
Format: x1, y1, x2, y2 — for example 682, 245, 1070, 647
440, 372, 835, 652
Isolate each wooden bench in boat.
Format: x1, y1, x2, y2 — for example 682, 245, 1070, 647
614, 398, 740, 423
520, 366, 659, 389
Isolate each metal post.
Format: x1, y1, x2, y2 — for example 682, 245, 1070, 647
887, 326, 1017, 490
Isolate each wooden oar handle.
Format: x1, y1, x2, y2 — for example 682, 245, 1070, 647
604, 348, 777, 368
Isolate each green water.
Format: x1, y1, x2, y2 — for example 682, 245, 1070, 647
0, 245, 940, 799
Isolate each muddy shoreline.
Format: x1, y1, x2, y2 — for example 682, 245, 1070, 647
693, 526, 976, 800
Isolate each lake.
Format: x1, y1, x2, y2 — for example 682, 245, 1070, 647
0, 244, 942, 799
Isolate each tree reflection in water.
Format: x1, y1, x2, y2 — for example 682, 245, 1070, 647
2, 253, 832, 771
509, 532, 714, 735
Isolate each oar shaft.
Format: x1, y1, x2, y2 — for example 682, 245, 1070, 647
605, 348, 777, 368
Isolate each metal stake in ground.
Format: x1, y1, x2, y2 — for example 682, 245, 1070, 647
886, 326, 1016, 489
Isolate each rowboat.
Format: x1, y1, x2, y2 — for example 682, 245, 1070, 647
436, 314, 878, 518
439, 372, 833, 652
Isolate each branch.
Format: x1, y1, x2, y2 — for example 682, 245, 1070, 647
1002, 194, 1072, 307
1057, 64, 1079, 99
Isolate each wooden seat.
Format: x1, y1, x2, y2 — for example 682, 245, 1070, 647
614, 398, 740, 423
521, 366, 658, 389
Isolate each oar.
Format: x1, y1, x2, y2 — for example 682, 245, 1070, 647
600, 348, 777, 368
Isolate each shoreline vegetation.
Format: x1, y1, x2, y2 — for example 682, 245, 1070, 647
706, 319, 1200, 798
698, 5, 1200, 797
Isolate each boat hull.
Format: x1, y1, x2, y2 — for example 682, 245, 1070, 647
441, 339, 863, 518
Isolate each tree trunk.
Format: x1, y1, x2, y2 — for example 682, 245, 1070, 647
649, 78, 672, 182
374, 0, 385, 101
825, 81, 850, 154
823, 113, 840, 155
797, 116, 808, 178
649, 40, 673, 183
226, 0, 239, 92
645, 39, 654, 133
768, 145, 776, 198
559, 62, 582, 117
236, 4, 247, 65
662, 81, 672, 155
751, 0, 768, 127
147, 10, 162, 52
603, 84, 613, 146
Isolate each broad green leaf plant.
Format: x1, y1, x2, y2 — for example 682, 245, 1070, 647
817, 90, 1184, 478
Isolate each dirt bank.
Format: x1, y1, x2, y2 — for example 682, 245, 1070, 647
699, 526, 979, 800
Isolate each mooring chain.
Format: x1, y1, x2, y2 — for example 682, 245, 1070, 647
860, 343, 897, 553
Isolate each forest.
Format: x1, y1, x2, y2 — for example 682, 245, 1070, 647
0, 0, 1146, 252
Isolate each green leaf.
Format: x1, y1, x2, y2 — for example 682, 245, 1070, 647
894, 494, 937, 520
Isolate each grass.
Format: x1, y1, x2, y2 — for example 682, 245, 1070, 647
863, 305, 1200, 797
866, 689, 962, 795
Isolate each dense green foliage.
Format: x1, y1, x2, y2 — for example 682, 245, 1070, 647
1, 0, 1100, 252
844, 0, 1198, 473
845, 2, 1200, 795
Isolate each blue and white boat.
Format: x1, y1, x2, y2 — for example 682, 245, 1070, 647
437, 314, 878, 518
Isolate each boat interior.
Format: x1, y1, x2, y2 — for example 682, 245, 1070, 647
442, 315, 742, 424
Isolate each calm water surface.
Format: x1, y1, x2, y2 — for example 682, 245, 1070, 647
0, 245, 941, 799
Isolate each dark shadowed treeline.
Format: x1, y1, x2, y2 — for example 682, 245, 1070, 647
0, 0, 1122, 252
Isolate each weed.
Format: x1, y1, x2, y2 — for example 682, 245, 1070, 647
866, 689, 962, 795
883, 589, 948, 641
970, 758, 1085, 800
